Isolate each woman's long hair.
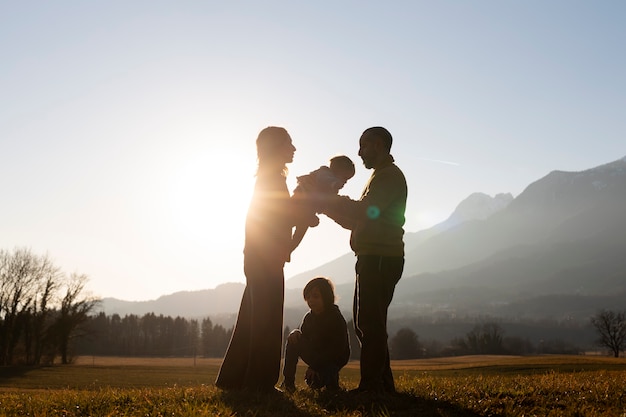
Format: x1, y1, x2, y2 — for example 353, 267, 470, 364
256, 126, 291, 177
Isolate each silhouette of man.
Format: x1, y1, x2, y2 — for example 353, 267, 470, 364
321, 126, 407, 393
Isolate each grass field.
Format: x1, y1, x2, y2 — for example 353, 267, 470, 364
1, 355, 625, 416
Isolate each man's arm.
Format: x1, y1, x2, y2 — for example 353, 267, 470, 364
324, 168, 403, 225
321, 195, 358, 230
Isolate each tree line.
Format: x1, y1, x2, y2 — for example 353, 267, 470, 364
75, 313, 232, 358
389, 312, 626, 359
75, 313, 353, 360
72, 312, 622, 361
3, 247, 624, 364
388, 323, 573, 360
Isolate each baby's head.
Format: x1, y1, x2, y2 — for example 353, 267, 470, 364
329, 155, 355, 189
303, 277, 336, 314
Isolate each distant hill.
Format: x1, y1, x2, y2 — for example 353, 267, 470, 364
97, 282, 247, 318
99, 156, 626, 322
393, 156, 626, 320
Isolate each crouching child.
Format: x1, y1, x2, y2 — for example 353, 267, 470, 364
281, 277, 350, 392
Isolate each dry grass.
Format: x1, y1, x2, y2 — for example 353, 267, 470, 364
1, 355, 625, 416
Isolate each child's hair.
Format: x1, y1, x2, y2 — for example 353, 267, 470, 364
303, 277, 335, 308
329, 155, 355, 178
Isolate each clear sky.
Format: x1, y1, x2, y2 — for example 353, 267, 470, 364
2, 2, 624, 301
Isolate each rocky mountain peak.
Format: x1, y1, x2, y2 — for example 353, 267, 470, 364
445, 192, 514, 227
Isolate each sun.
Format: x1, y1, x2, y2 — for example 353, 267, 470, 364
167, 148, 256, 248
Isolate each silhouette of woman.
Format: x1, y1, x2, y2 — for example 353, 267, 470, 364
215, 126, 300, 392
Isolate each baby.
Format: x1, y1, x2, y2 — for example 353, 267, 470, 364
291, 155, 355, 252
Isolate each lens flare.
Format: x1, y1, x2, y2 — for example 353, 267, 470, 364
366, 205, 380, 219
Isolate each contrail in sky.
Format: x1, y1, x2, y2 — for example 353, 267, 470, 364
416, 157, 461, 166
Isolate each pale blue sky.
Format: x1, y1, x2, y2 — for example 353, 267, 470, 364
1, 2, 624, 301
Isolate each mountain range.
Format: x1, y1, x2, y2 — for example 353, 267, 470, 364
99, 156, 626, 323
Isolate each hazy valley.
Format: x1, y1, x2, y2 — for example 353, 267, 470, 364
100, 156, 626, 346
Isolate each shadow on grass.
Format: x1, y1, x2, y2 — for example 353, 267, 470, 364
216, 387, 483, 417
311, 389, 484, 417
218, 388, 315, 417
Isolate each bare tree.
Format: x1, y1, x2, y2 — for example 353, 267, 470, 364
30, 256, 62, 364
590, 310, 626, 358
1, 248, 34, 365
0, 248, 61, 365
0, 248, 102, 365
466, 322, 505, 354
52, 273, 100, 364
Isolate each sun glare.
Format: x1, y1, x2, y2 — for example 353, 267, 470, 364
167, 149, 255, 248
